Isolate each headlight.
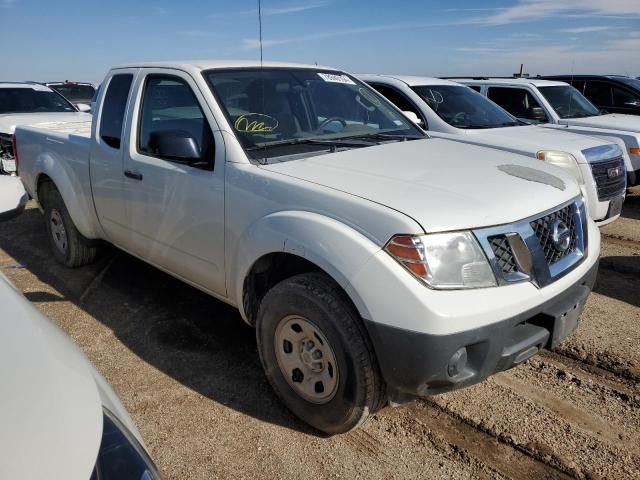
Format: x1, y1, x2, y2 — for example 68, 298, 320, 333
92, 408, 160, 479
384, 232, 497, 289
536, 150, 584, 185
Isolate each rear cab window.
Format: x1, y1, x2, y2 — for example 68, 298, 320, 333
99, 74, 134, 149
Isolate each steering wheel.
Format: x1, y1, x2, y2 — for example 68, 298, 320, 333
318, 117, 347, 131
452, 112, 470, 124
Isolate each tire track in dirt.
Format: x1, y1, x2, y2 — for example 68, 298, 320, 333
405, 401, 573, 480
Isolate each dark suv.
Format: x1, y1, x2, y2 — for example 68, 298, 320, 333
540, 75, 640, 116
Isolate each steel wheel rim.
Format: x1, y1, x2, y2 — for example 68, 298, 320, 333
274, 315, 339, 404
49, 209, 68, 254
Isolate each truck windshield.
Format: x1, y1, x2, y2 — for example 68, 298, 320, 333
204, 68, 425, 160
538, 85, 600, 119
412, 85, 521, 129
0, 86, 76, 114
48, 84, 96, 103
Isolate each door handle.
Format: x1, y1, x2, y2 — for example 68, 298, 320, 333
124, 169, 143, 181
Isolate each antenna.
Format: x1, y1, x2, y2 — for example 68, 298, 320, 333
568, 60, 575, 118
258, 0, 264, 66
257, 0, 267, 164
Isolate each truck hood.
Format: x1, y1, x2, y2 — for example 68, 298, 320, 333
262, 138, 580, 233
466, 125, 610, 162
469, 125, 607, 157
560, 113, 640, 133
0, 112, 92, 135
0, 272, 102, 479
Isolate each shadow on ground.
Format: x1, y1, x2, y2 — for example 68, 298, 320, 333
622, 189, 640, 221
0, 207, 318, 436
595, 255, 640, 308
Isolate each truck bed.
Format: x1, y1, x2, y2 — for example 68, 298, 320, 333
15, 120, 99, 238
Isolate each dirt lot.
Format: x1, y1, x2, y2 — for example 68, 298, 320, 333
1, 188, 639, 480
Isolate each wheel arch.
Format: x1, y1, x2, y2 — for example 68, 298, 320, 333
233, 210, 382, 326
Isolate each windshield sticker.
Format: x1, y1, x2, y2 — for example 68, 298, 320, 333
317, 73, 356, 85
234, 113, 279, 133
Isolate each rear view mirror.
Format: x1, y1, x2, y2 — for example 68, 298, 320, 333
0, 176, 28, 221
403, 111, 423, 126
528, 107, 547, 122
76, 103, 91, 113
148, 130, 200, 162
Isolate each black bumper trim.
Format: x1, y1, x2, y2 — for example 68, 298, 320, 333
364, 259, 599, 400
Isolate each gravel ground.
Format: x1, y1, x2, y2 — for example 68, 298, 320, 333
1, 187, 639, 479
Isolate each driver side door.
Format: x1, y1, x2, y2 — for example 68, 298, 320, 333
120, 69, 227, 297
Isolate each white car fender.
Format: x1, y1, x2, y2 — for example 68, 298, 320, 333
231, 210, 385, 324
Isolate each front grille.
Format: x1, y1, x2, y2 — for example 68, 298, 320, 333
530, 205, 577, 265
489, 236, 518, 274
590, 156, 626, 201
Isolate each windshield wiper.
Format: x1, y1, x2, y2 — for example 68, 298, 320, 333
500, 121, 525, 126
246, 137, 375, 152
339, 132, 424, 142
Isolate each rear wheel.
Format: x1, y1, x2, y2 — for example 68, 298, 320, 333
256, 272, 385, 434
43, 188, 98, 267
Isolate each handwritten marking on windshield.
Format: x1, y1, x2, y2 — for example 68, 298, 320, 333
235, 113, 279, 133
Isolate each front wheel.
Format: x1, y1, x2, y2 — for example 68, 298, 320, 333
256, 273, 385, 434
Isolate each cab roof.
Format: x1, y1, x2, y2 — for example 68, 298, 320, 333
113, 59, 336, 73
453, 77, 569, 88
359, 74, 463, 87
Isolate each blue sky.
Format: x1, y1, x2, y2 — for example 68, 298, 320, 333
2, 0, 639, 83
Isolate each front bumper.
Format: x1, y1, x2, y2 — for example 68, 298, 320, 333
364, 258, 598, 400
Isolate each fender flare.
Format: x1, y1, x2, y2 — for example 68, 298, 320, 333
231, 210, 384, 323
34, 152, 102, 239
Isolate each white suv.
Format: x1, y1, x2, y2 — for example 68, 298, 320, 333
361, 74, 626, 226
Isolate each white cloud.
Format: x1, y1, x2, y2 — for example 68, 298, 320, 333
472, 0, 640, 25
559, 26, 613, 33
262, 2, 329, 16
447, 36, 640, 76
242, 19, 464, 49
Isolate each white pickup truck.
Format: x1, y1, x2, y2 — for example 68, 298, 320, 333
455, 78, 640, 186
361, 75, 626, 226
16, 60, 600, 434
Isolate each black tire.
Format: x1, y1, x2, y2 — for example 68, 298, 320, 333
42, 188, 98, 267
256, 272, 385, 434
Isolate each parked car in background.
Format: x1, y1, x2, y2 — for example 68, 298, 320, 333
16, 60, 600, 434
362, 74, 626, 226
540, 75, 640, 116
0, 82, 91, 175
454, 78, 640, 186
0, 176, 160, 479
44, 81, 95, 112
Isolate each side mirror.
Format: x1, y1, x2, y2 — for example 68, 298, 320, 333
0, 176, 28, 221
148, 130, 200, 162
403, 111, 423, 126
529, 107, 547, 121
76, 103, 91, 113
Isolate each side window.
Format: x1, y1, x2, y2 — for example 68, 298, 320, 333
468, 85, 482, 92
612, 86, 638, 106
138, 75, 214, 171
369, 84, 425, 126
99, 74, 133, 149
584, 81, 612, 106
487, 87, 545, 121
